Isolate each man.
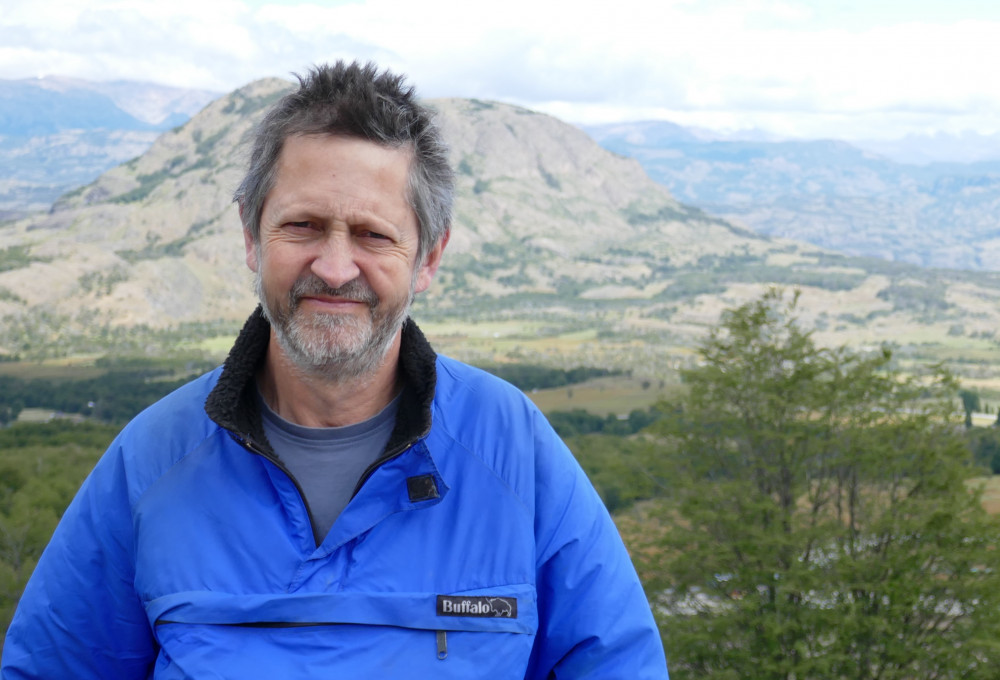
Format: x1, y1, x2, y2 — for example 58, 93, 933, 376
3, 61, 669, 678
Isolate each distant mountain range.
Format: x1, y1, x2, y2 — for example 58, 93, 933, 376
2, 81, 1000, 385
0, 77, 219, 219
585, 121, 1000, 271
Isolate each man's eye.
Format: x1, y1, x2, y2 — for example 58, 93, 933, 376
362, 230, 390, 240
286, 221, 313, 229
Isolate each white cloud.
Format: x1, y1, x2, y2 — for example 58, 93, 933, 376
1, 0, 998, 139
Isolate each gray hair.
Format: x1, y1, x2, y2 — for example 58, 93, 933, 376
233, 61, 454, 263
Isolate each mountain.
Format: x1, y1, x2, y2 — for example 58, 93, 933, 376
0, 82, 766, 338
585, 121, 1000, 271
2, 82, 1000, 382
0, 77, 220, 220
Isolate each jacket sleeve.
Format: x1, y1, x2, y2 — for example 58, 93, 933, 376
526, 410, 669, 679
2, 440, 156, 679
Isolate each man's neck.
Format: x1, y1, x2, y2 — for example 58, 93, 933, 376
257, 333, 403, 428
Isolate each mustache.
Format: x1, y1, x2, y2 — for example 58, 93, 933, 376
289, 276, 379, 309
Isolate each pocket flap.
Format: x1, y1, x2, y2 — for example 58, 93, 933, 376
148, 584, 537, 635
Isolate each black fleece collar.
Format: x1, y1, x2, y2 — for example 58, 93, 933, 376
204, 306, 438, 460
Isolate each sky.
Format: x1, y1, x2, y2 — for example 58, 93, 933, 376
2, 0, 998, 141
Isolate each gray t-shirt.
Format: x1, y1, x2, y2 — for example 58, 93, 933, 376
258, 391, 399, 544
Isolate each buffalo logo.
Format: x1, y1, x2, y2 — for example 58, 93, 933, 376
437, 595, 518, 619
487, 597, 513, 617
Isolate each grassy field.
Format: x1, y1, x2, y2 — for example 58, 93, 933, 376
421, 320, 599, 359
526, 375, 682, 416
186, 335, 238, 356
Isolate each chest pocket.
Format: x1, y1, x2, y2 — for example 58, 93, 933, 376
147, 585, 538, 680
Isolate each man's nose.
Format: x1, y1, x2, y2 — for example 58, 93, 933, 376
311, 233, 361, 290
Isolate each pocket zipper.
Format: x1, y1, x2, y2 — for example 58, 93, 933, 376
160, 618, 454, 660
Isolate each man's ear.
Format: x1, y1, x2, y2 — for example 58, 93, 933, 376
239, 200, 261, 272
414, 229, 450, 294
243, 225, 259, 273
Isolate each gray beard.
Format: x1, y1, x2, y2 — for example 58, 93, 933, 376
254, 269, 413, 383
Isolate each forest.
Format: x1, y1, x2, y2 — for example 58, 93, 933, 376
3, 291, 1000, 677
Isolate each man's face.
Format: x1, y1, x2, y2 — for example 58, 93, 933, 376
245, 134, 444, 380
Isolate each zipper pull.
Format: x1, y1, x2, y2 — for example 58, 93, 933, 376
436, 630, 448, 660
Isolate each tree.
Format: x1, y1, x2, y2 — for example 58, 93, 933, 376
642, 289, 1000, 680
967, 427, 1000, 474
959, 389, 981, 429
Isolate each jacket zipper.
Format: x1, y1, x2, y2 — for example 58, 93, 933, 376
235, 433, 319, 540
436, 630, 448, 660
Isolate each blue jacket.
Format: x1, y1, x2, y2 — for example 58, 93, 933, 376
3, 311, 668, 679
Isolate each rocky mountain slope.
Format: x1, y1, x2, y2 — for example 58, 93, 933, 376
586, 121, 1000, 271
2, 81, 999, 380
